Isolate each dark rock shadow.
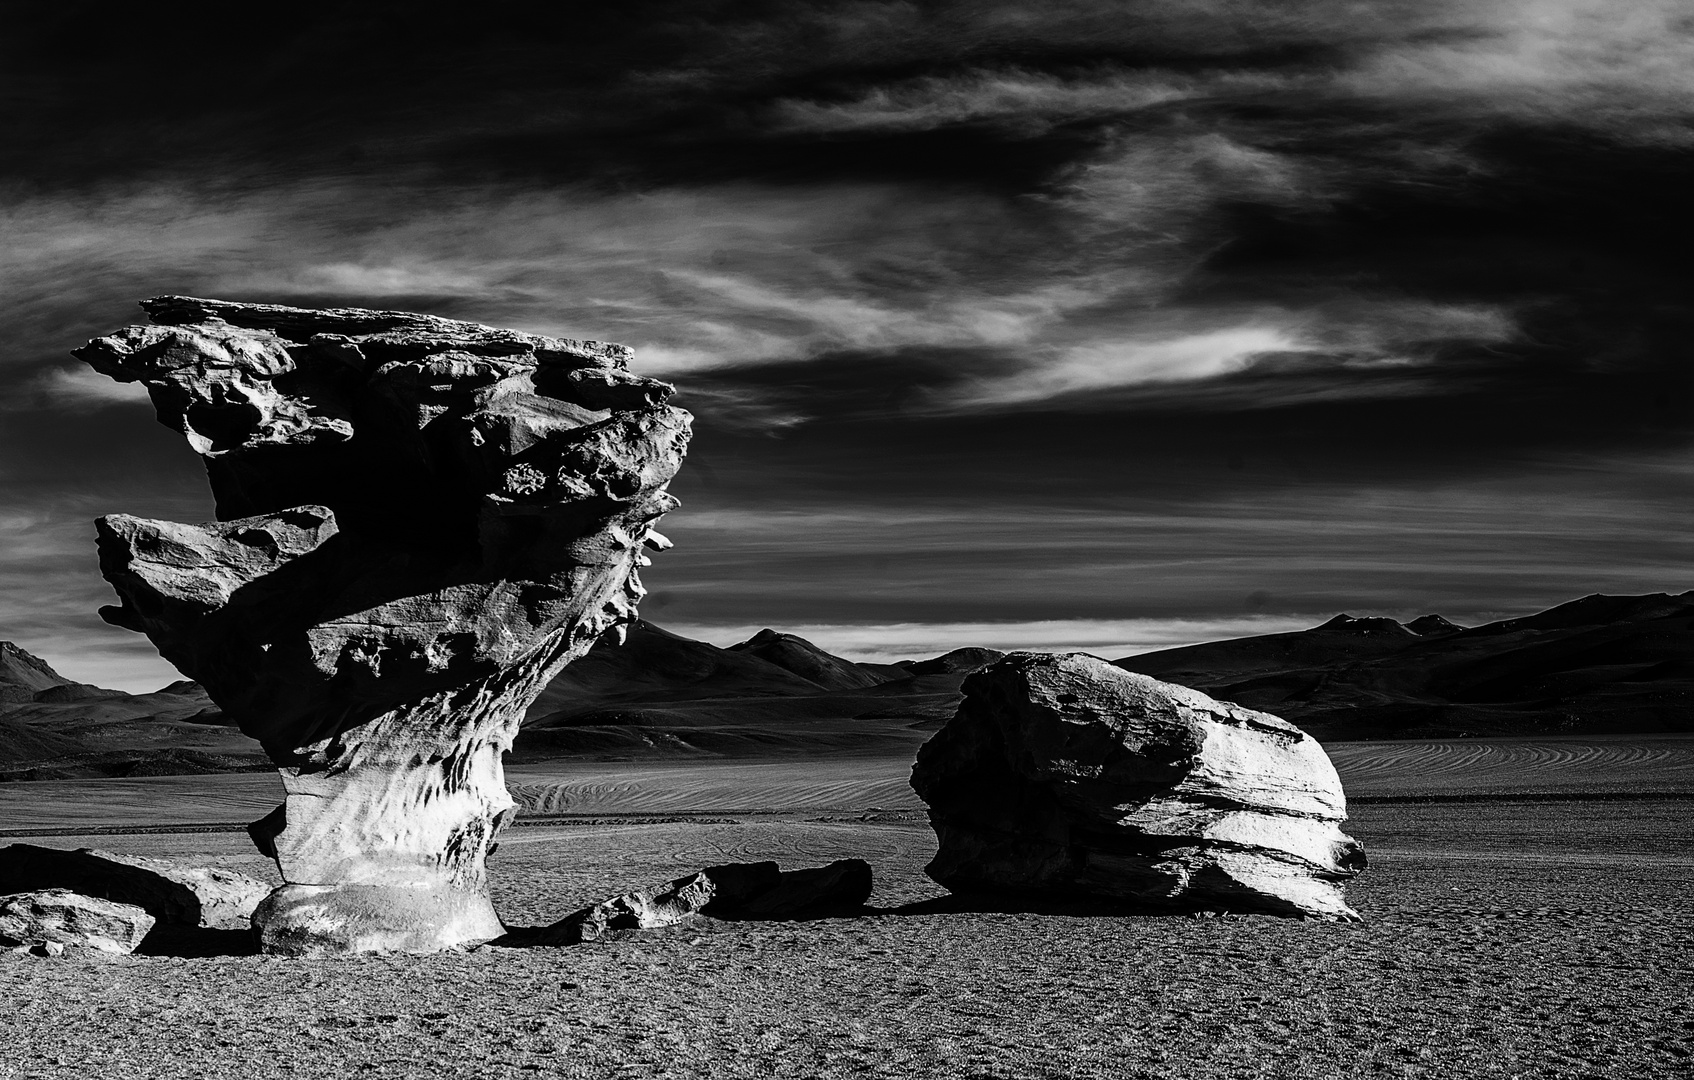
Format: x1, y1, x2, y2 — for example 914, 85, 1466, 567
0, 845, 207, 926
489, 904, 876, 948
864, 893, 1256, 919
134, 925, 259, 958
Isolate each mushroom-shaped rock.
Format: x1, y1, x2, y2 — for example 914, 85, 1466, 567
910, 652, 1366, 920
77, 297, 690, 955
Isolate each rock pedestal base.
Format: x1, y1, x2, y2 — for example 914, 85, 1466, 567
253, 883, 504, 957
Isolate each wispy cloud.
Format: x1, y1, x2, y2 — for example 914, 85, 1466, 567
766, 1, 1694, 145
0, 503, 182, 693
0, 366, 152, 412
1340, 0, 1694, 141
1, 0, 1689, 687
770, 69, 1250, 134
947, 326, 1298, 406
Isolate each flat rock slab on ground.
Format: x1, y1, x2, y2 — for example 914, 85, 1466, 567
530, 858, 874, 944
0, 889, 154, 954
0, 843, 269, 930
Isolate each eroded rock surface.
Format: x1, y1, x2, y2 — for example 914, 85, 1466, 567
78, 296, 690, 954
0, 844, 269, 931
910, 653, 1366, 919
532, 859, 875, 945
0, 890, 155, 953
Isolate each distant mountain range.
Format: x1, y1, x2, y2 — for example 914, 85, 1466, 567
0, 641, 264, 781
1115, 592, 1694, 739
3, 590, 1690, 779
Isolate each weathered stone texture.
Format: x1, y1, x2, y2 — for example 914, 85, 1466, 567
911, 652, 1366, 919
0, 844, 269, 931
0, 890, 155, 953
78, 297, 690, 954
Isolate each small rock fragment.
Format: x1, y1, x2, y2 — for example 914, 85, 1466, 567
536, 862, 781, 945
533, 858, 876, 945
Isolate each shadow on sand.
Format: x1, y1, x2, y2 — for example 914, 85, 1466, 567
865, 894, 1166, 918
134, 925, 258, 958
491, 894, 1188, 947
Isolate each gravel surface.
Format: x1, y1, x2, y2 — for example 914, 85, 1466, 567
3, 799, 1691, 1079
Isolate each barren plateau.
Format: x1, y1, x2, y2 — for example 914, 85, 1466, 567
3, 740, 1690, 1079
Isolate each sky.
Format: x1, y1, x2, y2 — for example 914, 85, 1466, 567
1, 0, 1691, 690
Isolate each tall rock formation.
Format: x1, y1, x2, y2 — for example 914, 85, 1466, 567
78, 297, 690, 955
911, 653, 1366, 919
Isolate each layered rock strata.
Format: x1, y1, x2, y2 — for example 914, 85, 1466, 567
910, 653, 1366, 919
78, 297, 690, 954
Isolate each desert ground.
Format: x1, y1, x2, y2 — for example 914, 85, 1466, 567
3, 737, 1691, 1079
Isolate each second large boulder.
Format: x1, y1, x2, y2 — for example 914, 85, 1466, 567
0, 844, 269, 931
910, 652, 1366, 919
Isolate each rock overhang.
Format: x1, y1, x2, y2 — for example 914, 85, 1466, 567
78, 296, 692, 955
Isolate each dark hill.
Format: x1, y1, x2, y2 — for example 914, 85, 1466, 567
7, 592, 1690, 776
518, 621, 998, 760
898, 647, 1007, 677
3, 626, 996, 775
1115, 591, 1694, 739
0, 642, 262, 778
727, 628, 890, 690
1, 641, 69, 696
525, 621, 830, 716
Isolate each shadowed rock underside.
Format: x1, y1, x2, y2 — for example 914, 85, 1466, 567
911, 652, 1366, 920
78, 296, 690, 954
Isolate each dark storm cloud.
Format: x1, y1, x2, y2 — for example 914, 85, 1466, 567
2, 1, 1691, 684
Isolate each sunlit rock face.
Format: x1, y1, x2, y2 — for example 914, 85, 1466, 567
911, 653, 1366, 920
79, 297, 690, 955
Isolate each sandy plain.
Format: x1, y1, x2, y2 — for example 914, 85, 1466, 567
3, 738, 1692, 1079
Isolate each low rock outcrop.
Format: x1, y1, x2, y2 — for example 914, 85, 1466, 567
0, 890, 155, 953
0, 844, 269, 931
532, 858, 874, 945
77, 297, 690, 955
737, 858, 873, 919
910, 653, 1365, 919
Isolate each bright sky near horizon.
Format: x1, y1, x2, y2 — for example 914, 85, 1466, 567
1, 1, 1691, 691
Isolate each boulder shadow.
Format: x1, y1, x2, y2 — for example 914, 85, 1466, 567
490, 902, 876, 948
134, 924, 259, 959
865, 893, 1245, 919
